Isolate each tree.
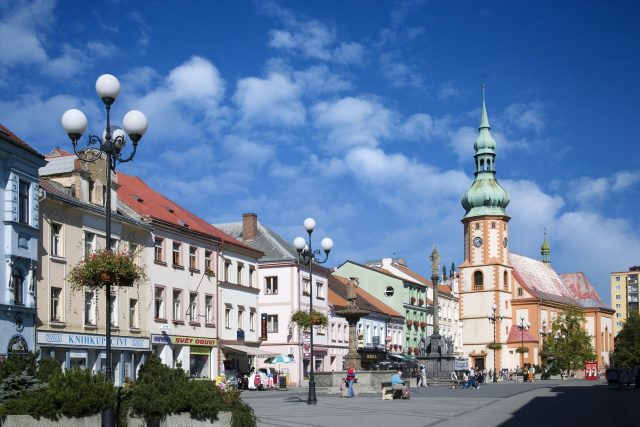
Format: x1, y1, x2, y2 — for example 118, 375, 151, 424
612, 312, 640, 367
541, 305, 595, 374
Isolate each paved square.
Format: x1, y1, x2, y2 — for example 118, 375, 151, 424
241, 381, 638, 427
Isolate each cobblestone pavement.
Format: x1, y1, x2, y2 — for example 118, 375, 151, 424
240, 380, 638, 427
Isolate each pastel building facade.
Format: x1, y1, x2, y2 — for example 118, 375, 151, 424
0, 126, 46, 359
610, 266, 640, 335
37, 150, 151, 383
216, 213, 330, 387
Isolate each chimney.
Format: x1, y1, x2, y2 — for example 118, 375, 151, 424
242, 213, 258, 241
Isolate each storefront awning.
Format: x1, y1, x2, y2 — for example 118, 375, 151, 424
221, 344, 278, 358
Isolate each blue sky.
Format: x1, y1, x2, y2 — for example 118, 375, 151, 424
2, 0, 639, 304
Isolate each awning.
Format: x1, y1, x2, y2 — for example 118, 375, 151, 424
221, 344, 278, 358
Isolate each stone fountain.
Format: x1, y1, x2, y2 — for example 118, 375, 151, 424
334, 278, 370, 369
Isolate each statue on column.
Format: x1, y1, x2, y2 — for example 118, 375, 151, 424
346, 277, 359, 308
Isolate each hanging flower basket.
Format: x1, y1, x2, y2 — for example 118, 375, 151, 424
515, 346, 528, 354
406, 319, 413, 326
410, 296, 417, 304
407, 348, 413, 354
420, 321, 427, 329
487, 342, 502, 351
414, 347, 420, 354
418, 298, 424, 306
290, 310, 328, 329
67, 249, 146, 292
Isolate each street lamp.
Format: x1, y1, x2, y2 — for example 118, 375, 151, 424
516, 316, 531, 369
487, 303, 503, 382
61, 74, 147, 427
539, 321, 550, 368
293, 218, 333, 405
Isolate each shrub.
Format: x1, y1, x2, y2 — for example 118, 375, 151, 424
0, 352, 38, 383
0, 371, 46, 402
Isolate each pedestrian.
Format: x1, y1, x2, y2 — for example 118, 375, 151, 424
416, 365, 422, 387
420, 363, 427, 387
462, 370, 470, 389
450, 371, 459, 389
346, 363, 356, 398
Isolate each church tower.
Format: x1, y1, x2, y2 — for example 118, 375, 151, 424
541, 228, 551, 265
459, 85, 513, 371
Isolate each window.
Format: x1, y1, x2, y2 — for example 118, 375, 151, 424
267, 315, 279, 333
616, 295, 621, 300
384, 286, 394, 297
110, 293, 118, 327
51, 287, 62, 321
129, 299, 139, 328
316, 281, 323, 299
616, 303, 621, 308
474, 223, 479, 230
154, 287, 165, 319
617, 313, 622, 318
302, 278, 310, 295
615, 285, 620, 291
88, 179, 95, 204
265, 277, 278, 294
237, 263, 244, 285
616, 276, 620, 282
84, 291, 96, 325
205, 295, 213, 324
189, 293, 197, 323
249, 311, 255, 331
204, 250, 213, 273
503, 271, 508, 290
11, 269, 23, 305
225, 308, 231, 328
491, 222, 496, 229
173, 290, 182, 321
517, 287, 523, 296
129, 243, 138, 257
473, 271, 483, 291
84, 232, 96, 257
18, 180, 29, 224
224, 260, 231, 282
51, 223, 62, 257
238, 309, 244, 330
172, 242, 182, 266
189, 246, 197, 270
154, 237, 164, 262
249, 267, 255, 287
110, 239, 119, 252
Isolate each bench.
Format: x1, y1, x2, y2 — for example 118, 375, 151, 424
381, 381, 409, 400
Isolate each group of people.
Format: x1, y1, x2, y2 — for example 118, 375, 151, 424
342, 363, 410, 399
450, 369, 482, 389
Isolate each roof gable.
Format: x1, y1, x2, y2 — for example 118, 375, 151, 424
559, 272, 608, 309
329, 275, 402, 317
215, 220, 297, 261
509, 252, 575, 302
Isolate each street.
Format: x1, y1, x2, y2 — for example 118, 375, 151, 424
241, 380, 638, 427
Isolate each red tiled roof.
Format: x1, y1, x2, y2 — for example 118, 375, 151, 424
392, 263, 453, 295
506, 327, 537, 344
559, 272, 608, 309
329, 275, 403, 317
509, 253, 575, 304
116, 173, 261, 254
0, 124, 44, 158
45, 147, 74, 157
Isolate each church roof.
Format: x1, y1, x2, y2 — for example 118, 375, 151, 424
509, 252, 576, 305
559, 272, 609, 309
506, 327, 537, 344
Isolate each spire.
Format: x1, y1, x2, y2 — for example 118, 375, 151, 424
480, 82, 490, 129
541, 228, 551, 265
461, 84, 510, 220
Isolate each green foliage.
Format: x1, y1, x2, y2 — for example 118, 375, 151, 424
67, 248, 146, 291
290, 310, 328, 328
0, 352, 38, 382
36, 358, 61, 382
612, 311, 640, 367
126, 355, 256, 426
0, 371, 46, 402
0, 368, 113, 420
487, 342, 502, 351
515, 346, 528, 354
542, 305, 596, 372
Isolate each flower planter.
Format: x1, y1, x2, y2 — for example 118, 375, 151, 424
418, 299, 424, 306
420, 322, 427, 329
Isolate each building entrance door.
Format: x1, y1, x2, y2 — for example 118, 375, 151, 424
473, 357, 485, 370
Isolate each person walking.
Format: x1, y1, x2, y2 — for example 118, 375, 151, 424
346, 363, 356, 398
420, 363, 427, 387
416, 365, 422, 387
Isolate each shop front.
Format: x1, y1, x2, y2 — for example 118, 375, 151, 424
36, 331, 150, 385
221, 343, 277, 374
358, 347, 388, 370
151, 334, 217, 379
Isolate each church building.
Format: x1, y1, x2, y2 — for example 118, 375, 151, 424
458, 87, 614, 373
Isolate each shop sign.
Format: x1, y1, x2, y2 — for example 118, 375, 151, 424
37, 331, 149, 350
454, 359, 469, 370
150, 335, 217, 347
260, 313, 268, 341
7, 335, 28, 355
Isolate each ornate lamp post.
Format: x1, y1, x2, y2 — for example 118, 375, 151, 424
61, 74, 147, 427
516, 316, 531, 369
293, 218, 333, 405
487, 303, 503, 382
539, 321, 550, 368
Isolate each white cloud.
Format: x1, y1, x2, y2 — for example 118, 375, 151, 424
568, 177, 610, 208
233, 72, 305, 126
222, 135, 275, 167
612, 171, 640, 192
312, 96, 395, 151
503, 102, 545, 134
333, 41, 366, 65
379, 52, 423, 88
0, 0, 53, 67
400, 113, 450, 142
438, 82, 463, 101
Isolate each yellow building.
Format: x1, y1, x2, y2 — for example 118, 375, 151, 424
611, 266, 640, 335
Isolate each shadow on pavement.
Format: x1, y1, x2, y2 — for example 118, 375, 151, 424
500, 385, 638, 427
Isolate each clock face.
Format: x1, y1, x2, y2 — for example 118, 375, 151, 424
473, 237, 483, 248
503, 237, 508, 248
